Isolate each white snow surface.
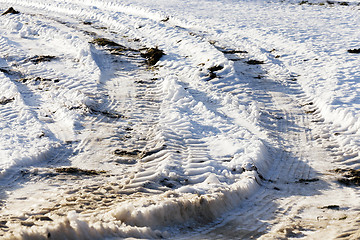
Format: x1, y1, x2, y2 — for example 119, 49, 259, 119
0, 0, 359, 239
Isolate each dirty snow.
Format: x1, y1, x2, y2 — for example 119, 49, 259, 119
0, 0, 359, 239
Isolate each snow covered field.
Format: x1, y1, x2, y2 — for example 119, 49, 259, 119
0, 0, 359, 239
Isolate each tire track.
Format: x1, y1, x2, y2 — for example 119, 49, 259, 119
186, 41, 360, 239
1, 1, 359, 239
0, 8, 167, 238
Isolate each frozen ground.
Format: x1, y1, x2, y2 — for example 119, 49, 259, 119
0, 0, 359, 239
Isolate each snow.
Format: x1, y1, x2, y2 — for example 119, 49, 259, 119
0, 0, 359, 239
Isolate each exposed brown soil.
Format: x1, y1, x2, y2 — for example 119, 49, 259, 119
207, 65, 224, 80
140, 47, 165, 66
246, 59, 265, 65
333, 168, 360, 186
28, 55, 57, 65
55, 167, 106, 176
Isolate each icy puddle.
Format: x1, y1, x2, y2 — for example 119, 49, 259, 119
0, 0, 359, 239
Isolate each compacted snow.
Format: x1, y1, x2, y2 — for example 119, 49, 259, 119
0, 0, 359, 239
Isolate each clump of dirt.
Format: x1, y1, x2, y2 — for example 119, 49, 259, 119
299, 1, 309, 5
140, 145, 166, 159
19, 76, 58, 83
161, 17, 170, 22
300, 0, 350, 6
88, 106, 124, 119
90, 38, 131, 54
333, 168, 360, 186
348, 48, 360, 54
246, 59, 265, 65
207, 65, 224, 80
2, 7, 19, 15
301, 102, 314, 106
0, 68, 11, 74
33, 216, 53, 222
90, 38, 123, 48
208, 65, 224, 72
221, 49, 248, 54
0, 97, 14, 105
305, 109, 316, 114
28, 55, 57, 65
55, 167, 105, 176
101, 110, 124, 119
321, 205, 340, 210
296, 178, 319, 183
114, 149, 141, 156
140, 47, 165, 66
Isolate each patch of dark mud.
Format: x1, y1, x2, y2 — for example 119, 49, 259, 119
93, 26, 108, 30
109, 47, 137, 55
2, 7, 19, 15
90, 38, 136, 55
140, 47, 165, 66
159, 177, 178, 188
0, 221, 8, 229
305, 109, 316, 114
228, 58, 242, 62
207, 65, 224, 80
87, 106, 124, 119
326, 0, 350, 5
55, 167, 105, 176
33, 216, 53, 222
140, 145, 167, 159
221, 49, 248, 54
0, 97, 14, 105
337, 232, 353, 238
114, 149, 141, 157
90, 38, 124, 48
0, 67, 16, 75
128, 38, 141, 42
208, 65, 224, 72
299, 0, 351, 5
246, 59, 265, 65
301, 102, 314, 106
19, 76, 59, 84
83, 31, 97, 37
21, 222, 34, 227
101, 110, 124, 119
134, 80, 153, 84
296, 178, 319, 183
161, 17, 170, 22
321, 205, 340, 210
333, 168, 360, 186
348, 48, 360, 54
28, 55, 57, 65
124, 127, 133, 131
